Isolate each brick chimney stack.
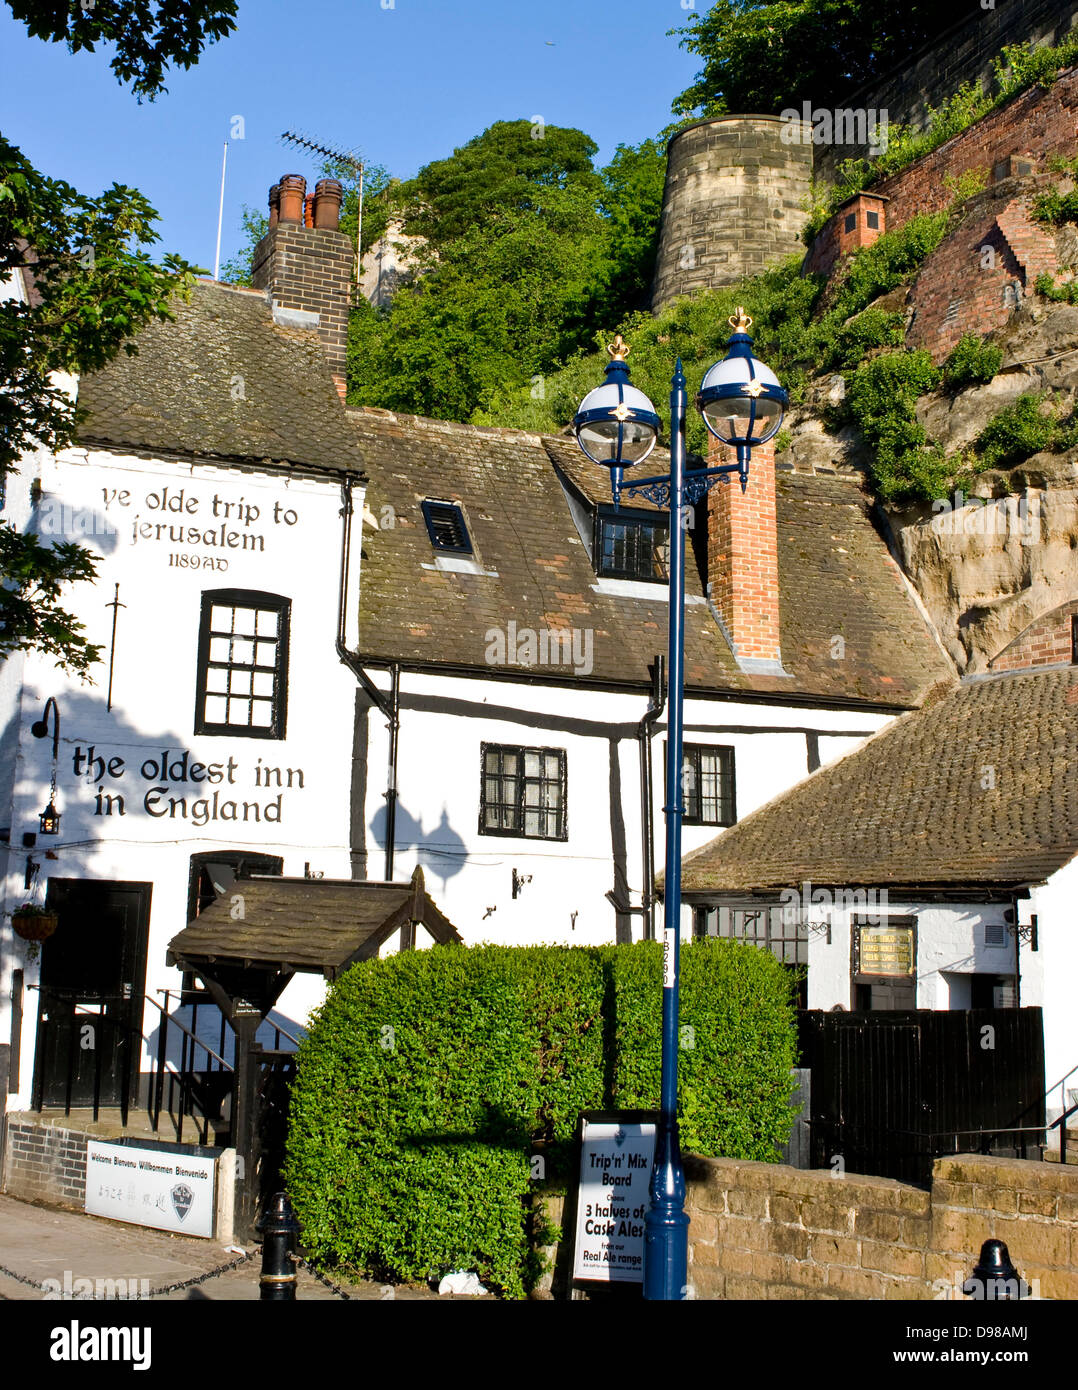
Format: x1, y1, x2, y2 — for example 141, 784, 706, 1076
251, 174, 352, 399
706, 433, 784, 672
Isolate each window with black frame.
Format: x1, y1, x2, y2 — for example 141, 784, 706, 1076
480, 743, 566, 839
194, 589, 290, 738
693, 903, 808, 1006
596, 509, 669, 583
677, 743, 736, 826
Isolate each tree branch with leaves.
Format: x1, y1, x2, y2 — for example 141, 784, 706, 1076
0, 132, 201, 675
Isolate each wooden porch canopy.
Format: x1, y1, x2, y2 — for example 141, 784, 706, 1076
166, 865, 462, 1022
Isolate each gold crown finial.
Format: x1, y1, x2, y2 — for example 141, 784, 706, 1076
728, 307, 753, 332
607, 334, 631, 361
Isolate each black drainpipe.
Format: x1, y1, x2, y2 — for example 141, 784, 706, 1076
335, 477, 401, 881
637, 656, 666, 941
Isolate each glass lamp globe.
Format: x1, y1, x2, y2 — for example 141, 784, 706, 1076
697, 309, 787, 448
573, 336, 661, 469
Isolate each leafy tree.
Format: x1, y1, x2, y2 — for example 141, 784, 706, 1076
398, 119, 603, 246
670, 1, 953, 117
348, 123, 667, 422
218, 204, 267, 287
6, 0, 237, 99
1, 133, 199, 674
596, 138, 667, 326
349, 187, 608, 421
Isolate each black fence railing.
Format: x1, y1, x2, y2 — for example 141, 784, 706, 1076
798, 1008, 1046, 1185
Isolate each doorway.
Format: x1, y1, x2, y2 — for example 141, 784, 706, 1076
33, 879, 152, 1110
851, 916, 917, 1012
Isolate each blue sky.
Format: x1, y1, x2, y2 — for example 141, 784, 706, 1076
0, 0, 701, 273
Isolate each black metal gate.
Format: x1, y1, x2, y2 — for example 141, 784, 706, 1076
798, 1008, 1046, 1185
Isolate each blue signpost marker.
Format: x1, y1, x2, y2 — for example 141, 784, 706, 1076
573, 312, 786, 1300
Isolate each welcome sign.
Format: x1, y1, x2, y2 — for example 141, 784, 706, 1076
85, 1141, 217, 1238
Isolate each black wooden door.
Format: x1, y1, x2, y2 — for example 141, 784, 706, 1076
35, 880, 151, 1109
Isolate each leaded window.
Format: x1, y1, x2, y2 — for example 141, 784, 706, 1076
596, 511, 669, 583
694, 904, 808, 968
480, 743, 566, 839
679, 744, 736, 826
195, 590, 290, 738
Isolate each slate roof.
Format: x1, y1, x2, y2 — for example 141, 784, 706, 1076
348, 406, 952, 705
678, 666, 1078, 893
166, 868, 462, 978
75, 282, 365, 476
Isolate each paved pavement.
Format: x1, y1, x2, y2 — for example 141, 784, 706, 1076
0, 1194, 451, 1302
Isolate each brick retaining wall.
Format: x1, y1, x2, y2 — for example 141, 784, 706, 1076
3, 1119, 88, 1208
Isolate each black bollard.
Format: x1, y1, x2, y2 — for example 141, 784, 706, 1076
257, 1192, 300, 1302
962, 1239, 1028, 1300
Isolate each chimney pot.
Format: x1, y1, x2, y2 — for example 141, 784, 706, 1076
278, 174, 307, 225
313, 179, 344, 232
268, 183, 280, 229
304, 193, 315, 229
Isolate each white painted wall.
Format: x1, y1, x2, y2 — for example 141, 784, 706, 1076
807, 900, 1020, 1012
1, 441, 364, 1106
355, 667, 890, 949
1027, 855, 1078, 1102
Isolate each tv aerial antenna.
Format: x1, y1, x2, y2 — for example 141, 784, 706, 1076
280, 130, 365, 288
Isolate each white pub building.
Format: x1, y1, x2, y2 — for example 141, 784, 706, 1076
0, 214, 367, 1132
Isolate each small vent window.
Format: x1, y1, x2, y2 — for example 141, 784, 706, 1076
844, 213, 856, 233
422, 500, 472, 554
984, 922, 1007, 948
866, 211, 880, 230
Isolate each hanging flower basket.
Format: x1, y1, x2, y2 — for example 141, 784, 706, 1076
11, 906, 59, 942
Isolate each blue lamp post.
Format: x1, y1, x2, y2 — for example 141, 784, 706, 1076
573, 311, 786, 1301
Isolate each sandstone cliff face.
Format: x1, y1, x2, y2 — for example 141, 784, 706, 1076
778, 300, 1078, 675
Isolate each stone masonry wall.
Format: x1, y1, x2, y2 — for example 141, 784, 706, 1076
814, 0, 1078, 182
685, 1152, 1078, 1300
651, 117, 812, 313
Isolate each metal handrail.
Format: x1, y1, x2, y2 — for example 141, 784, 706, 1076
146, 992, 232, 1070
146, 992, 235, 1145
267, 1017, 302, 1050
1048, 1096, 1078, 1165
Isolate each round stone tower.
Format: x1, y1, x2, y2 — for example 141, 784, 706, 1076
650, 115, 813, 313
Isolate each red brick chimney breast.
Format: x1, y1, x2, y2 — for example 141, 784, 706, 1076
706, 433, 782, 668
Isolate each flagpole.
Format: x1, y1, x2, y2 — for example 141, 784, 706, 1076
213, 140, 228, 281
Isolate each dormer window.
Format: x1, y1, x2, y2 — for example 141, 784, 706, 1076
596, 509, 669, 583
422, 499, 472, 554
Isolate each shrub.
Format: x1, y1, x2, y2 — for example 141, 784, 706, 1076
606, 941, 799, 1161
828, 308, 905, 370
1031, 187, 1078, 227
1036, 271, 1078, 305
973, 393, 1063, 469
285, 940, 798, 1296
803, 33, 1078, 241
844, 349, 944, 502
941, 334, 1003, 392
829, 213, 949, 324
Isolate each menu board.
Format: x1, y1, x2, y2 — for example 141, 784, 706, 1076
858, 925, 915, 976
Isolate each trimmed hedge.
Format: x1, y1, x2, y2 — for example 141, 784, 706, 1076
285, 940, 798, 1297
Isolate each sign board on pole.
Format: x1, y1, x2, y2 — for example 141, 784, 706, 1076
85, 1140, 217, 1238
572, 1113, 657, 1283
